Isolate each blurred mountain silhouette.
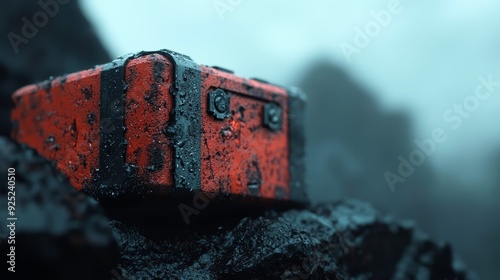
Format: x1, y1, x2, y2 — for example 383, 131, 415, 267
300, 61, 437, 234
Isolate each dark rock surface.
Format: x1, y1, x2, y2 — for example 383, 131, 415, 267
112, 200, 474, 279
0, 137, 118, 279
0, 136, 476, 279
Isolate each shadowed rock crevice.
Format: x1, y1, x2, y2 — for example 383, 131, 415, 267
111, 200, 473, 279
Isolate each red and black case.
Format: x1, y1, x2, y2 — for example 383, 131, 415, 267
11, 50, 307, 205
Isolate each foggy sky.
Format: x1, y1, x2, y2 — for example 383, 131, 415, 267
81, 0, 500, 194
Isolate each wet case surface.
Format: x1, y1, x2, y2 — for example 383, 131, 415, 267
11, 50, 307, 204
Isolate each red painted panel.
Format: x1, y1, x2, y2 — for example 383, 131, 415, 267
124, 54, 174, 194
11, 68, 102, 190
11, 53, 298, 203
200, 66, 290, 200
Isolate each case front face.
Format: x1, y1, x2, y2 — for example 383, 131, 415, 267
11, 50, 307, 204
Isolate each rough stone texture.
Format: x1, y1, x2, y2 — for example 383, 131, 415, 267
111, 201, 475, 280
0, 137, 118, 279
0, 136, 476, 279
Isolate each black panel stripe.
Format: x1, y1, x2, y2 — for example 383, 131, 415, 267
287, 87, 308, 204
157, 50, 202, 190
91, 51, 202, 198
95, 55, 132, 197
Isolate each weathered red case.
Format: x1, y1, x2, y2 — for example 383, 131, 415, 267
11, 50, 307, 204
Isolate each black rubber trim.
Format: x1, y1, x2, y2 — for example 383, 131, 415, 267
95, 54, 134, 197
160, 50, 202, 190
91, 50, 202, 199
211, 65, 234, 74
287, 87, 308, 204
137, 50, 202, 190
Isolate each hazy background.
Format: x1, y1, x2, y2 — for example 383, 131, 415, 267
2, 0, 498, 278
80, 0, 500, 196
79, 0, 500, 278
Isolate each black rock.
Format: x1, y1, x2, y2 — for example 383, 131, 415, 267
0, 136, 476, 279
0, 137, 118, 279
111, 200, 475, 279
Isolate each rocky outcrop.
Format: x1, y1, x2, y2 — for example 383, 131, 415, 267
0, 137, 118, 279
0, 137, 475, 279
112, 200, 473, 279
